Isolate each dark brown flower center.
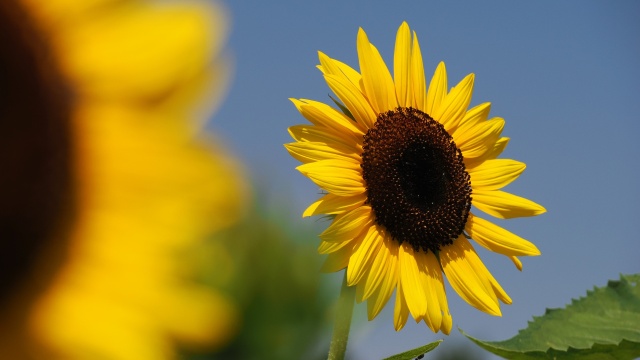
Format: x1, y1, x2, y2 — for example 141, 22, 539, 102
361, 107, 471, 254
0, 1, 74, 303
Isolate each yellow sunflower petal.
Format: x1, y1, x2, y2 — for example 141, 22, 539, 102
55, 2, 225, 101
485, 137, 510, 160
318, 52, 364, 93
473, 190, 547, 219
399, 244, 428, 319
291, 98, 365, 139
468, 159, 526, 191
509, 256, 523, 271
347, 226, 382, 286
464, 136, 510, 169
394, 282, 410, 331
319, 206, 372, 243
440, 237, 501, 316
466, 213, 541, 257
452, 102, 492, 140
366, 239, 398, 320
439, 302, 453, 335
357, 27, 398, 113
318, 225, 367, 254
356, 226, 390, 302
434, 73, 475, 133
324, 73, 377, 129
284, 141, 360, 164
414, 250, 443, 333
410, 31, 427, 111
426, 62, 447, 116
296, 159, 366, 196
302, 193, 365, 217
457, 117, 504, 160
394, 22, 412, 107
458, 237, 512, 305
320, 241, 356, 273
288, 125, 358, 153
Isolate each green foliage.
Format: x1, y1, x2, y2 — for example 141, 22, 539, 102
186, 202, 331, 360
382, 340, 442, 360
464, 274, 640, 359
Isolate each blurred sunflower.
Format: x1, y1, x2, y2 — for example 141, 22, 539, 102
0, 0, 246, 359
286, 22, 545, 334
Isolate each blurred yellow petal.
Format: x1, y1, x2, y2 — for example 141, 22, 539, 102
55, 2, 227, 102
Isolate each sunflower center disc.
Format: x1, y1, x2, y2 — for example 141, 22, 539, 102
361, 107, 471, 253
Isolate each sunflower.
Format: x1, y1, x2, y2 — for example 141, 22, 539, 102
286, 22, 545, 334
0, 0, 245, 359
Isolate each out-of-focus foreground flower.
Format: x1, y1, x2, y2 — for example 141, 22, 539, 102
0, 0, 246, 359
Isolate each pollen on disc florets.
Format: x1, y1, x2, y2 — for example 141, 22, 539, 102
361, 107, 472, 254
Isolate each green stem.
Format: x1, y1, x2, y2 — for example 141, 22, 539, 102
327, 272, 356, 360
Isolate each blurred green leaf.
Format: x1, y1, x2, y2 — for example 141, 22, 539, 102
463, 274, 640, 359
187, 201, 331, 360
382, 340, 442, 360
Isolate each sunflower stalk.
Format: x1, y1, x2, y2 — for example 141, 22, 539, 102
327, 272, 356, 360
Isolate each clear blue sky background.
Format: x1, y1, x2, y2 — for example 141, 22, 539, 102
211, 1, 640, 358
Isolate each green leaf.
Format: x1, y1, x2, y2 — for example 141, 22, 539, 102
382, 340, 442, 360
463, 273, 640, 359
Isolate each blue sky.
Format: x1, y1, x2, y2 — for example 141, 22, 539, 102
211, 1, 640, 358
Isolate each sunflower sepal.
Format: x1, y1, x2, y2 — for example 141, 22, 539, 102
328, 94, 355, 121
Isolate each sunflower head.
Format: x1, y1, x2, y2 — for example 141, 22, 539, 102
361, 107, 472, 254
286, 22, 545, 334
